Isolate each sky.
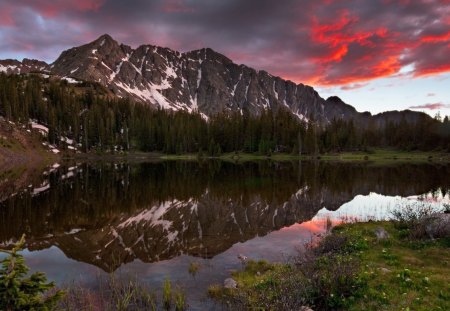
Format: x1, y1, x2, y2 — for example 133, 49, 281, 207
0, 0, 449, 116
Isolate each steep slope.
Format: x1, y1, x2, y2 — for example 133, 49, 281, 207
49, 34, 361, 121
0, 58, 49, 74
1, 34, 431, 124
0, 117, 58, 201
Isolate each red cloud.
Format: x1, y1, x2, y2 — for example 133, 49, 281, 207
409, 103, 450, 110
0, 0, 449, 89
306, 9, 407, 85
0, 12, 14, 27
15, 0, 104, 18
422, 31, 450, 43
0, 3, 16, 26
284, 2, 449, 86
414, 63, 450, 77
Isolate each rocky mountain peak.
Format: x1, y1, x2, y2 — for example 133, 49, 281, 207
0, 58, 49, 74
44, 34, 342, 120
0, 34, 430, 124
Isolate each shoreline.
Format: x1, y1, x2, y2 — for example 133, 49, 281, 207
60, 149, 450, 163
209, 217, 450, 310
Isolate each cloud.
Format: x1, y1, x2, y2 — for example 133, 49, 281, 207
161, 0, 195, 13
340, 83, 369, 90
409, 102, 450, 110
0, 0, 448, 87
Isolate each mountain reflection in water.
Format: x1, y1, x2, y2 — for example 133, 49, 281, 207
1, 161, 449, 273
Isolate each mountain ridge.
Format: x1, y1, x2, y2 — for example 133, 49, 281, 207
0, 34, 430, 124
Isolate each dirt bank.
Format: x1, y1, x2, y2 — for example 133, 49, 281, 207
0, 118, 58, 201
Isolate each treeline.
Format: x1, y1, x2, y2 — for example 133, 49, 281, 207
0, 73, 449, 154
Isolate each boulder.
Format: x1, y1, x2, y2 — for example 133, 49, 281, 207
375, 227, 389, 240
223, 278, 237, 289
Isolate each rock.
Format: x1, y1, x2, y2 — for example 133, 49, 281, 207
224, 278, 237, 289
299, 306, 314, 311
238, 254, 248, 262
379, 267, 391, 273
375, 227, 389, 240
424, 213, 450, 239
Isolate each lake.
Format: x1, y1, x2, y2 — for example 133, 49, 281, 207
0, 160, 449, 310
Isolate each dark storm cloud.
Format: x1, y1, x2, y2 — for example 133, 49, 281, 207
0, 0, 449, 86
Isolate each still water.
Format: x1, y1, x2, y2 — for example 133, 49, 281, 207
0, 160, 449, 309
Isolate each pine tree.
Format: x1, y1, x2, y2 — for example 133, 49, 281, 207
0, 235, 64, 310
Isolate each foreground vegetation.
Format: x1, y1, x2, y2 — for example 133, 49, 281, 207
0, 238, 187, 311
0, 235, 64, 310
1, 204, 449, 310
209, 206, 450, 310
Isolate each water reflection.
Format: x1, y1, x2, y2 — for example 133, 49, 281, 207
1, 160, 449, 310
1, 161, 449, 273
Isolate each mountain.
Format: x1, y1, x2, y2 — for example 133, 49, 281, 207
48, 34, 339, 121
0, 58, 49, 74
0, 34, 429, 123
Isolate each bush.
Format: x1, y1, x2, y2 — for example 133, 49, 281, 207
390, 202, 449, 240
297, 253, 362, 309
295, 231, 366, 309
0, 235, 64, 311
390, 202, 435, 228
211, 231, 366, 310
306, 230, 368, 257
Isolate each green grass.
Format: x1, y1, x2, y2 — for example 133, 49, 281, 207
159, 149, 450, 163
66, 148, 450, 163
163, 277, 172, 310
343, 222, 450, 311
160, 154, 199, 160
173, 286, 187, 311
208, 221, 450, 310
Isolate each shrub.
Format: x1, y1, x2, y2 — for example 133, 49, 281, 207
390, 202, 449, 240
390, 202, 435, 228
307, 230, 367, 257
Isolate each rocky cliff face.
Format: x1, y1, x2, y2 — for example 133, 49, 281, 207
49, 34, 338, 120
0, 35, 364, 122
0, 58, 49, 74
1, 34, 430, 123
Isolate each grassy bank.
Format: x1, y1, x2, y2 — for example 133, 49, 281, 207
61, 147, 450, 163
159, 149, 450, 163
209, 217, 450, 310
